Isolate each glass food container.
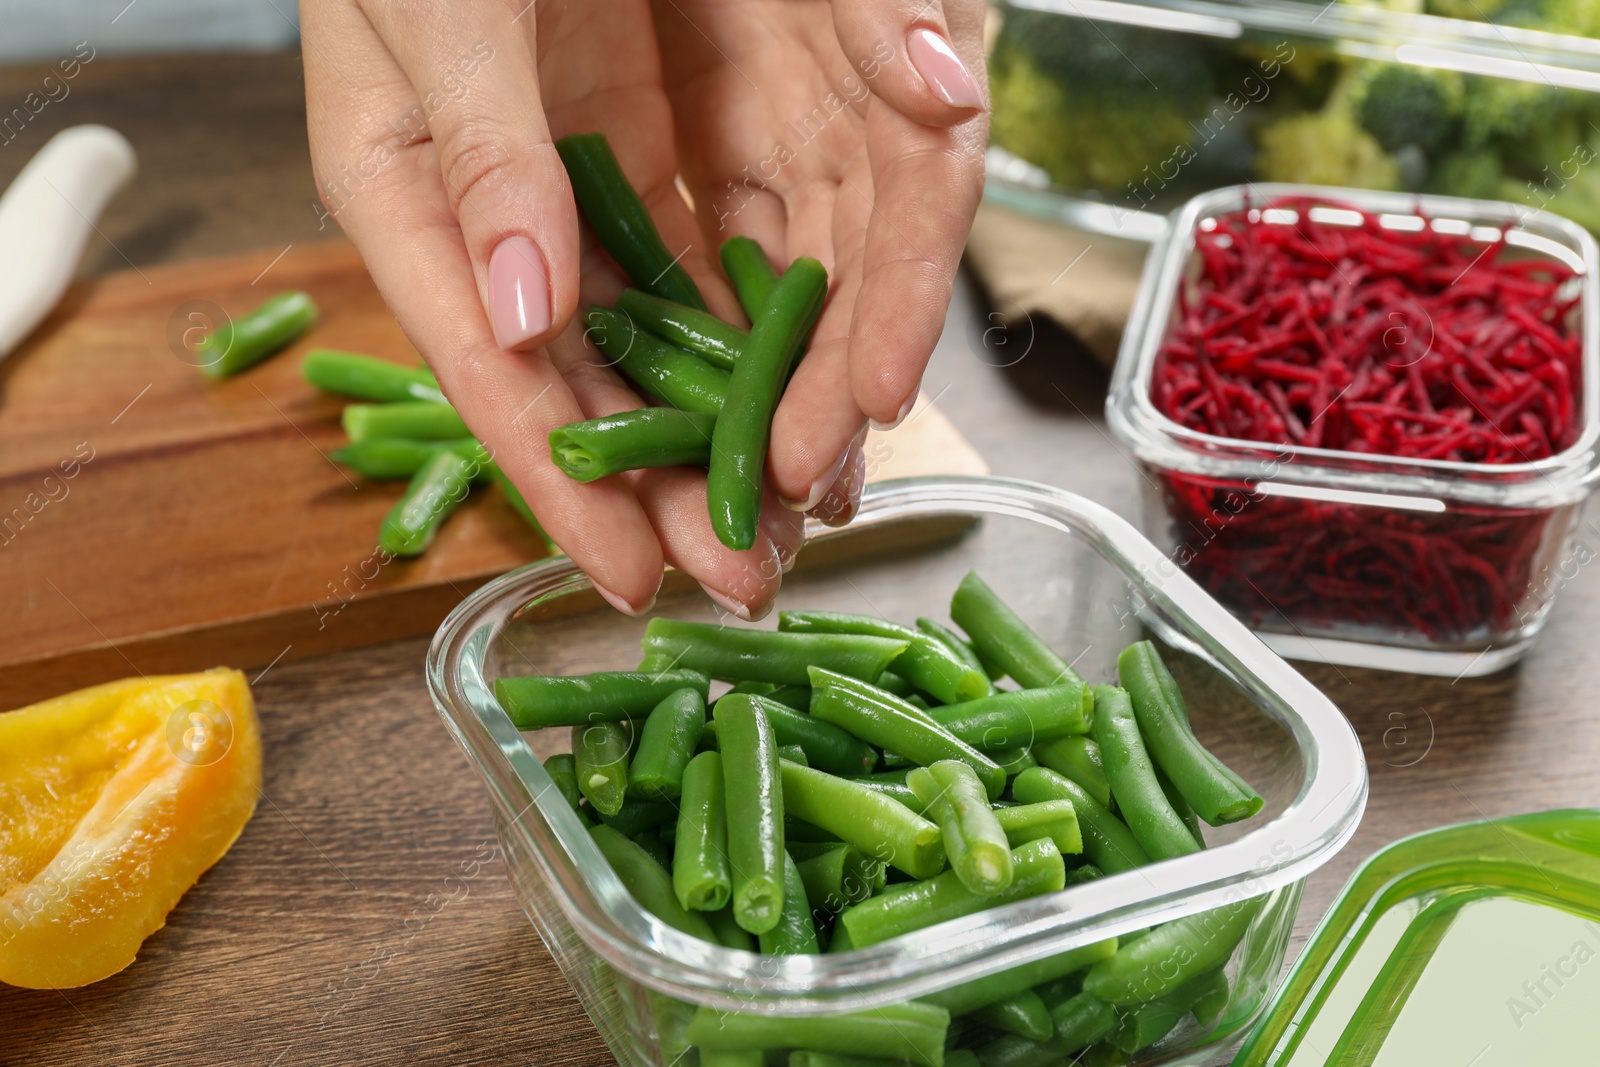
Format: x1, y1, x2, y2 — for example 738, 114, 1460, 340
984, 0, 1600, 242
427, 476, 1367, 1066
1108, 184, 1600, 676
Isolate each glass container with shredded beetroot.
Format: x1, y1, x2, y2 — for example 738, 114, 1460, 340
1109, 185, 1600, 677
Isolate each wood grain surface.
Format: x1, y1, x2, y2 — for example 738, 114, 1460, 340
3, 50, 1600, 1067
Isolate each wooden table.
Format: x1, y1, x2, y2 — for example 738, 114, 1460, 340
3, 51, 1598, 1067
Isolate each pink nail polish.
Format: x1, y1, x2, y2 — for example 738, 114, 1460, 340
869, 395, 918, 433
907, 28, 984, 111
700, 583, 753, 621
489, 236, 552, 350
594, 581, 653, 617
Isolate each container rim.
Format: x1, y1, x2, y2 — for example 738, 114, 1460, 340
426, 477, 1367, 1012
1108, 184, 1600, 506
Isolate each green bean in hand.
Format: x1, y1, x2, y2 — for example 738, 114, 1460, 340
616, 288, 747, 371
549, 408, 716, 481
586, 307, 730, 415
720, 236, 779, 322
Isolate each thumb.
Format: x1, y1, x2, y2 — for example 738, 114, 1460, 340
366, 4, 580, 352
832, 0, 988, 127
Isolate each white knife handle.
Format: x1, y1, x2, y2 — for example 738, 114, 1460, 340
0, 125, 137, 359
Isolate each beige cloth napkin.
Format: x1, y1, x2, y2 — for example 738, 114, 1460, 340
963, 202, 1152, 367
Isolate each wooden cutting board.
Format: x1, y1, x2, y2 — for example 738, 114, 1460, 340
0, 241, 987, 709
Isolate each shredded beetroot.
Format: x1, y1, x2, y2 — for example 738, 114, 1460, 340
1149, 198, 1585, 644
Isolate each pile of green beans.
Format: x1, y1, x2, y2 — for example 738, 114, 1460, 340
495, 571, 1275, 1064
551, 131, 828, 551
297, 347, 555, 557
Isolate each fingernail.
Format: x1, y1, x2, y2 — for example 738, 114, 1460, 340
700, 583, 753, 621
782, 447, 852, 512
594, 581, 654, 617
908, 28, 983, 110
869, 394, 917, 433
489, 235, 552, 350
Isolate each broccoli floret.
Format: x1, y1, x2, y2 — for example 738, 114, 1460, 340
1537, 0, 1600, 34
1256, 108, 1402, 190
1355, 64, 1463, 155
1460, 77, 1569, 149
987, 7, 1218, 192
1424, 149, 1505, 198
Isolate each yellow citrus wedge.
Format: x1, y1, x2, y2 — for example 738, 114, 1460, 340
0, 668, 261, 988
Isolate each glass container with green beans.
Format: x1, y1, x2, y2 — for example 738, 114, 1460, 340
427, 476, 1366, 1067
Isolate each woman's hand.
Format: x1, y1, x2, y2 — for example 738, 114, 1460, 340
300, 0, 986, 618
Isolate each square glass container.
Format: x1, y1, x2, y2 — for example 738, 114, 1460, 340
1108, 184, 1600, 676
983, 0, 1600, 242
426, 476, 1367, 1066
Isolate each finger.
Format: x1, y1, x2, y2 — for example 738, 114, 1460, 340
627, 467, 790, 622
831, 0, 987, 125
361, 2, 580, 352
846, 97, 987, 427
304, 5, 664, 612
809, 425, 869, 527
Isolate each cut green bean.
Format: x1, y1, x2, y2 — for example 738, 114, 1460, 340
617, 288, 747, 371
686, 1002, 950, 1067
926, 685, 1092, 751
985, 746, 1038, 777
586, 307, 730, 415
720, 236, 779, 322
634, 825, 674, 869
1033, 736, 1113, 810
556, 133, 706, 309
630, 688, 707, 799
714, 695, 786, 934
1117, 642, 1263, 826
827, 920, 855, 954
1091, 685, 1200, 862
302, 348, 445, 402
907, 761, 1013, 894
874, 671, 918, 700
642, 619, 908, 687
378, 448, 479, 557
793, 843, 883, 914
495, 669, 710, 730
549, 408, 716, 482
1156, 765, 1204, 850
573, 720, 633, 817
762, 684, 811, 712
992, 801, 1083, 857
974, 991, 1053, 1042
839, 839, 1065, 948
543, 753, 590, 822
702, 1051, 764, 1067
1083, 896, 1266, 1004
779, 611, 989, 705
915, 618, 994, 694
779, 761, 945, 879
198, 290, 317, 379
1079, 1044, 1130, 1067
1051, 992, 1120, 1053
1105, 968, 1223, 1053
1011, 768, 1149, 875
949, 572, 1086, 690
1190, 968, 1230, 1030
589, 824, 715, 943
847, 778, 923, 812
707, 256, 827, 550
343, 400, 469, 442
673, 751, 732, 912
331, 437, 490, 481
922, 939, 1117, 1015
1064, 863, 1106, 887
809, 668, 1005, 800
778, 744, 809, 766
705, 904, 756, 951
759, 852, 819, 955
745, 694, 879, 777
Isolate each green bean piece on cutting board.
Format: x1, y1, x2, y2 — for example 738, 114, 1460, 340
1091, 684, 1200, 862
198, 290, 317, 379
302, 348, 445, 402
707, 256, 828, 550
630, 687, 707, 799
331, 437, 489, 481
720, 235, 779, 322
377, 449, 479, 557
616, 288, 747, 371
343, 400, 470, 442
949, 571, 1086, 691
1117, 641, 1263, 826
555, 133, 706, 309
549, 408, 717, 481
713, 695, 786, 934
494, 669, 710, 730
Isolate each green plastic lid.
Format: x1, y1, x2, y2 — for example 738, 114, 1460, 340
1234, 809, 1600, 1066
